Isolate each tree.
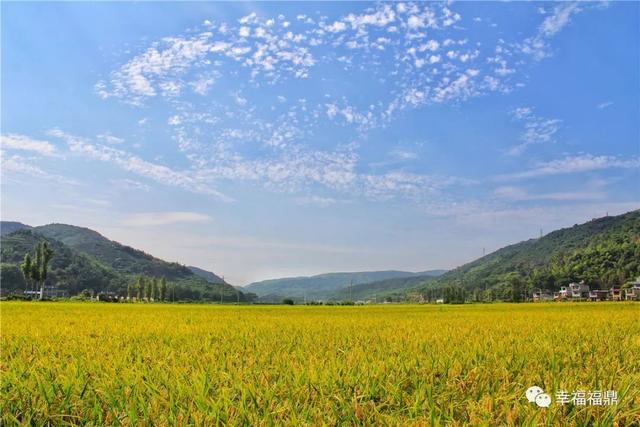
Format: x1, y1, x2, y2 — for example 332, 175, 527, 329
145, 278, 152, 301
159, 278, 167, 301
509, 275, 523, 303
31, 243, 43, 295
136, 276, 144, 301
20, 253, 32, 295
473, 287, 482, 303
151, 278, 158, 301
27, 242, 54, 300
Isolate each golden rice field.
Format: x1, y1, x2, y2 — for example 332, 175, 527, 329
1, 302, 639, 426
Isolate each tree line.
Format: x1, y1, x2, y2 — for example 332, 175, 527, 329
20, 242, 54, 300
127, 276, 170, 302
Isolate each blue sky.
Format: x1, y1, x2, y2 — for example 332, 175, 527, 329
2, 1, 639, 285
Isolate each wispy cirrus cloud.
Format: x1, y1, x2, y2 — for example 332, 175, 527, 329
1, 133, 59, 157
121, 211, 212, 226
108, 178, 151, 192
47, 129, 232, 201
508, 107, 562, 156
296, 195, 339, 208
493, 186, 605, 202
496, 154, 640, 181
0, 152, 78, 185
539, 2, 582, 37
97, 132, 125, 145
518, 2, 583, 60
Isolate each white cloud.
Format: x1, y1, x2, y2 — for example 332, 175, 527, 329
448, 202, 640, 231
493, 186, 605, 201
539, 3, 581, 37
344, 4, 396, 31
1, 152, 77, 185
94, 2, 598, 124
86, 3, 620, 212
1, 134, 58, 156
109, 178, 151, 192
361, 171, 473, 201
167, 115, 182, 126
325, 21, 347, 33
390, 149, 418, 160
597, 101, 613, 109
190, 75, 217, 95
47, 129, 232, 201
95, 32, 215, 104
508, 107, 561, 155
97, 133, 125, 145
497, 154, 640, 181
519, 2, 583, 60
121, 211, 212, 226
421, 40, 440, 51
296, 195, 338, 207
234, 92, 248, 106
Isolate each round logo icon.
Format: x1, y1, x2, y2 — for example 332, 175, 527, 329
535, 393, 551, 408
525, 386, 544, 403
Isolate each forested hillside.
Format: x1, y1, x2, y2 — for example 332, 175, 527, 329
0, 221, 30, 236
416, 210, 640, 299
0, 224, 241, 301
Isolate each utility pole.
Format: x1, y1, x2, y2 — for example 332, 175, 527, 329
482, 247, 486, 257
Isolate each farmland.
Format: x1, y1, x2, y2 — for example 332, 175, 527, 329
1, 302, 639, 426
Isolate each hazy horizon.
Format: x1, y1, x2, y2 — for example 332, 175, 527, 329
2, 2, 638, 285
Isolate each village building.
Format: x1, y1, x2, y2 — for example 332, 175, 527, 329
624, 277, 640, 301
555, 281, 590, 300
23, 286, 67, 298
588, 290, 609, 301
609, 286, 623, 301
532, 290, 553, 302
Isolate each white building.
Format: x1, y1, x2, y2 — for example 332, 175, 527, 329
556, 281, 590, 300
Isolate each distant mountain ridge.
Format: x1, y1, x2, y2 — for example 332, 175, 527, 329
0, 222, 240, 301
245, 270, 446, 300
0, 221, 31, 236
330, 273, 442, 301
188, 266, 225, 284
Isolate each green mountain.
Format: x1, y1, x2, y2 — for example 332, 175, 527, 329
330, 272, 442, 301
0, 221, 30, 236
417, 209, 640, 297
244, 270, 445, 300
188, 266, 225, 284
34, 224, 198, 281
0, 223, 241, 301
1, 229, 121, 294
